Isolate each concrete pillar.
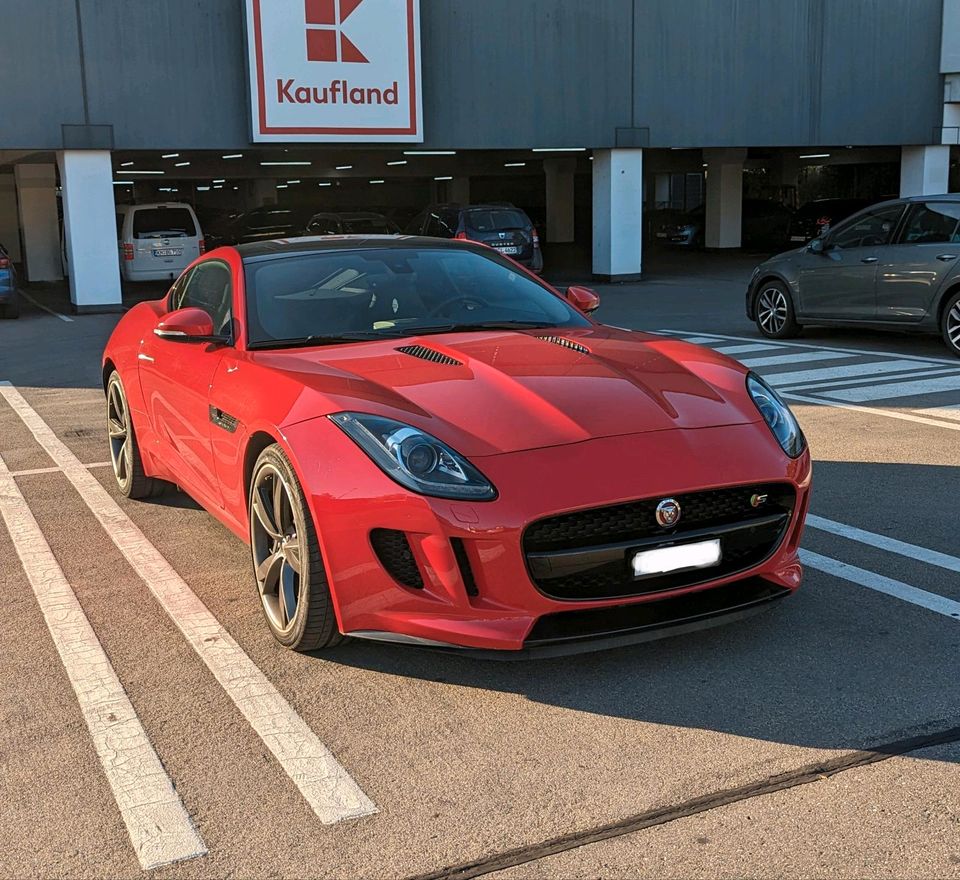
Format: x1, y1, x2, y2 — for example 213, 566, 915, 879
703, 148, 747, 249
900, 145, 950, 196
447, 177, 470, 205
592, 149, 643, 281
251, 178, 278, 207
0, 173, 22, 263
57, 150, 122, 311
544, 157, 576, 243
14, 164, 62, 282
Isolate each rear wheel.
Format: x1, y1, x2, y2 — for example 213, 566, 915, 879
755, 281, 800, 339
249, 445, 342, 651
106, 372, 161, 499
941, 290, 960, 358
0, 292, 19, 319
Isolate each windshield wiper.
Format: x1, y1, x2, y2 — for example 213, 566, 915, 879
411, 321, 553, 335
249, 332, 385, 350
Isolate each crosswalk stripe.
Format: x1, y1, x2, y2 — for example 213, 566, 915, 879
801, 550, 960, 620
0, 383, 377, 826
806, 515, 960, 575
711, 343, 786, 355
767, 360, 935, 387
677, 335, 721, 344
0, 451, 207, 870
739, 351, 858, 369
783, 391, 960, 432
824, 374, 960, 403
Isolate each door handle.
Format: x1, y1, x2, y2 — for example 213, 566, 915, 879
861, 257, 878, 264
936, 254, 958, 262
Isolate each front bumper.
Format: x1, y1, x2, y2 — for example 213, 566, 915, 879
287, 420, 812, 653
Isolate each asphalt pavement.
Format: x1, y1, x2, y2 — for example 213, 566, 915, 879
1, 249, 959, 879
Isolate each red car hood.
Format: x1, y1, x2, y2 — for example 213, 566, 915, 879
267, 327, 763, 456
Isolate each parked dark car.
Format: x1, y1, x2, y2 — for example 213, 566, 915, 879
0, 242, 19, 319
205, 206, 317, 249
407, 204, 543, 272
787, 198, 871, 245
655, 200, 794, 250
304, 211, 400, 235
747, 195, 960, 356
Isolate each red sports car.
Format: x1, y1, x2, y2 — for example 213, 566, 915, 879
102, 236, 811, 656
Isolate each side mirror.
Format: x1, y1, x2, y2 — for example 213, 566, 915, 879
154, 307, 225, 343
808, 238, 826, 255
566, 285, 601, 313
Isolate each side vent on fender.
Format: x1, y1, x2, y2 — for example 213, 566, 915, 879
537, 336, 591, 355
396, 345, 463, 366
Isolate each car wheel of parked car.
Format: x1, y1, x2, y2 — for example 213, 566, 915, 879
755, 281, 800, 339
249, 444, 342, 651
942, 290, 960, 358
0, 291, 19, 319
106, 372, 162, 499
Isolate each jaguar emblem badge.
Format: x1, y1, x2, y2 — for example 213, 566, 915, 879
655, 498, 681, 528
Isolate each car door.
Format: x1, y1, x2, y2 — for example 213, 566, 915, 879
797, 202, 906, 320
875, 200, 960, 323
137, 260, 234, 508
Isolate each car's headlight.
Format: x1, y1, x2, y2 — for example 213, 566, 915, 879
329, 412, 497, 500
746, 373, 806, 458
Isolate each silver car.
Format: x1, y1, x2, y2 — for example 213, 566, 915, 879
746, 195, 960, 357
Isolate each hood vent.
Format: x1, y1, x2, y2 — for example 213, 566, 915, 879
538, 336, 591, 355
396, 344, 463, 366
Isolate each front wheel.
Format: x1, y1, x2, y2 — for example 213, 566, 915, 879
106, 372, 161, 499
755, 281, 800, 339
941, 291, 960, 358
249, 445, 342, 651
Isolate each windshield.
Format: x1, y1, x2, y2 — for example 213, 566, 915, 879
244, 246, 589, 347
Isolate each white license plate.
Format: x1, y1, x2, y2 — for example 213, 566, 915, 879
152, 248, 183, 257
632, 539, 722, 577
493, 245, 519, 255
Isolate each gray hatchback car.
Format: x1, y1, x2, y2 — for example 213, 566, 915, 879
746, 195, 960, 357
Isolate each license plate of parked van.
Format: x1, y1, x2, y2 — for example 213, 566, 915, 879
152, 248, 183, 257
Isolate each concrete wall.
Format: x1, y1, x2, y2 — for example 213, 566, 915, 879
0, 0, 946, 150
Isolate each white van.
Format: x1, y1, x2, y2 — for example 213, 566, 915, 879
117, 203, 204, 282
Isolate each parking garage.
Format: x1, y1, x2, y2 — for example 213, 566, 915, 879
0, 0, 958, 312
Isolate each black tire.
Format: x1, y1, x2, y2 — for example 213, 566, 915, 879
0, 292, 20, 319
106, 371, 161, 499
249, 444, 342, 651
754, 280, 801, 339
941, 290, 960, 359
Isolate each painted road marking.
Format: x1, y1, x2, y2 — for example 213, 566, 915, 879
710, 343, 781, 355
10, 461, 111, 478
916, 403, 960, 422
0, 452, 206, 870
19, 289, 74, 322
767, 360, 936, 388
676, 335, 720, 344
783, 392, 960, 433
824, 374, 960, 403
806, 515, 960, 576
774, 369, 960, 394
655, 329, 960, 368
738, 351, 857, 369
801, 550, 960, 621
0, 383, 377, 825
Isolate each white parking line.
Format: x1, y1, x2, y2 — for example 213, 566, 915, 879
917, 403, 960, 421
824, 374, 960, 403
710, 343, 781, 355
806, 515, 960, 575
675, 335, 720, 344
800, 550, 960, 620
767, 360, 935, 388
10, 461, 111, 478
739, 351, 857, 369
0, 383, 377, 825
0, 452, 206, 870
783, 391, 960, 433
19, 289, 74, 322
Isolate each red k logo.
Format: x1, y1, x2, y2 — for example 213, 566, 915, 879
305, 0, 369, 63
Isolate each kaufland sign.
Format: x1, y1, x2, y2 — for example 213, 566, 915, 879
245, 0, 422, 142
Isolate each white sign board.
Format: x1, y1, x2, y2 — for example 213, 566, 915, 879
245, 0, 422, 143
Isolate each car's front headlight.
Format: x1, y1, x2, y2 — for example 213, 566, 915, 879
746, 373, 806, 458
329, 412, 497, 500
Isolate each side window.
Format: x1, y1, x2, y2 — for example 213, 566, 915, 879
899, 202, 960, 245
176, 262, 233, 336
168, 268, 193, 311
830, 204, 904, 250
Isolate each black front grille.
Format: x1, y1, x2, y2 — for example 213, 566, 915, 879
370, 529, 424, 589
396, 345, 462, 366
523, 483, 795, 601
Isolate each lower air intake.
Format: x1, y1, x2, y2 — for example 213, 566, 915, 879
370, 529, 424, 589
